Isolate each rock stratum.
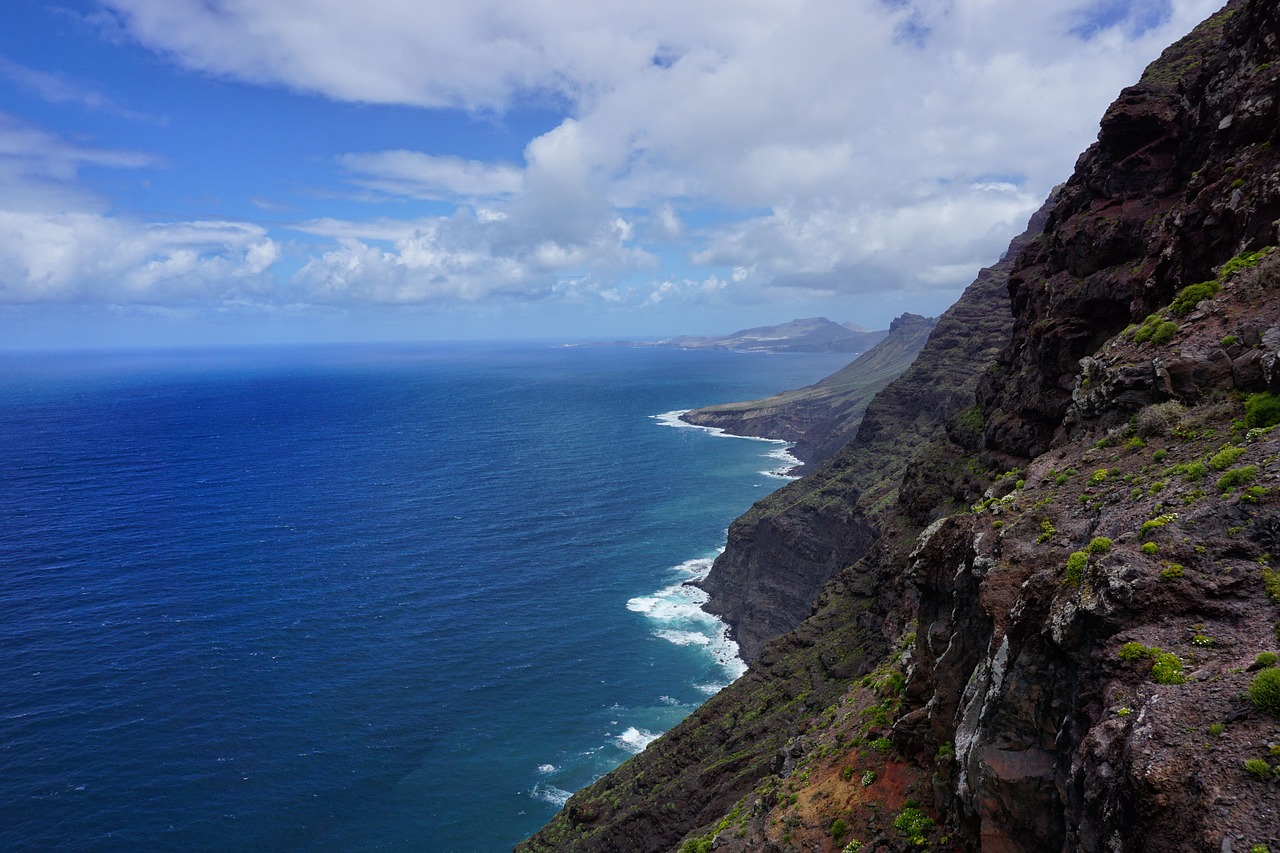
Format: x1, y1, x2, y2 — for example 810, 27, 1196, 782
518, 3, 1280, 851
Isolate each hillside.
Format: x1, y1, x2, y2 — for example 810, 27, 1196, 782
650, 317, 888, 354
680, 313, 937, 470
518, 2, 1280, 851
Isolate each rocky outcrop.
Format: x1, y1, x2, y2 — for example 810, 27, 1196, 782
697, 197, 1052, 665
681, 313, 936, 468
520, 3, 1280, 852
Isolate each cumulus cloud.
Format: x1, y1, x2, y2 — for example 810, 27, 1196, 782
48, 0, 1231, 310
0, 114, 279, 303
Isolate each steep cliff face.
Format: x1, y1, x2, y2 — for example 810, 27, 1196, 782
903, 2, 1280, 849
520, 3, 1280, 852
698, 201, 1051, 665
681, 313, 937, 468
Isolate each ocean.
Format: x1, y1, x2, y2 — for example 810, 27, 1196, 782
0, 342, 850, 851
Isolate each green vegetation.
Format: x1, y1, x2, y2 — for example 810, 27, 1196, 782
1209, 722, 1225, 736
1119, 641, 1149, 661
1191, 634, 1214, 647
860, 769, 876, 787
1152, 448, 1168, 462
678, 835, 714, 853
1088, 468, 1110, 486
1219, 246, 1272, 278
1217, 465, 1258, 493
1208, 445, 1245, 470
1250, 667, 1280, 717
1265, 568, 1280, 603
892, 807, 935, 845
1036, 519, 1056, 545
1161, 563, 1184, 579
1244, 392, 1280, 429
1088, 536, 1113, 554
1255, 651, 1278, 668
1221, 334, 1239, 347
1133, 313, 1179, 344
1065, 551, 1089, 587
1142, 542, 1159, 555
1243, 758, 1273, 781
831, 818, 850, 841
1151, 650, 1187, 685
1140, 513, 1176, 539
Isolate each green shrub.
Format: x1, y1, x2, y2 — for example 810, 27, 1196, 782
1255, 651, 1279, 667
1140, 513, 1176, 539
1151, 651, 1187, 684
1037, 519, 1056, 545
1221, 334, 1239, 347
679, 835, 714, 853
1192, 634, 1214, 647
1171, 281, 1220, 315
869, 737, 892, 751
1219, 246, 1272, 278
1152, 448, 1168, 461
1180, 461, 1207, 481
1161, 564, 1184, 579
831, 818, 850, 840
1209, 722, 1225, 736
1141, 542, 1159, 555
1065, 551, 1088, 587
893, 807, 935, 841
840, 766, 854, 782
1088, 468, 1110, 486
1244, 392, 1280, 429
1088, 536, 1113, 554
860, 769, 876, 787
1209, 445, 1246, 469
1119, 641, 1149, 661
1244, 757, 1273, 781
1217, 465, 1258, 493
1265, 568, 1280, 603
1250, 667, 1280, 716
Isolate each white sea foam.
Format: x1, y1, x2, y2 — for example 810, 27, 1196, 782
652, 410, 800, 477
530, 782, 572, 807
614, 727, 660, 754
537, 763, 556, 774
626, 553, 746, 684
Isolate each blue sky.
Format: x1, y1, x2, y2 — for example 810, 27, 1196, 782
0, 0, 1221, 348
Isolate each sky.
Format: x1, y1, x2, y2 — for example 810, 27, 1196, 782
0, 0, 1226, 349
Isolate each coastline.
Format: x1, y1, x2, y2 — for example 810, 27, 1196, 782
657, 409, 802, 478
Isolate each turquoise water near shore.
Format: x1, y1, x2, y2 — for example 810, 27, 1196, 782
0, 342, 849, 851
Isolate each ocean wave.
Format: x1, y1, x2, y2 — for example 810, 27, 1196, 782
530, 782, 572, 807
651, 410, 790, 445
614, 727, 659, 754
537, 764, 556, 774
625, 555, 745, 683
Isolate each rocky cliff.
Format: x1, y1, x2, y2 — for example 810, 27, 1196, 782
681, 313, 937, 469
519, 2, 1280, 851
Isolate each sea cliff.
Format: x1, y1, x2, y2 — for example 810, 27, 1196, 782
519, 2, 1280, 849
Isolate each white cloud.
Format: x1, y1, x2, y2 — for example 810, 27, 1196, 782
0, 114, 279, 303
44, 0, 1232, 312
338, 150, 523, 200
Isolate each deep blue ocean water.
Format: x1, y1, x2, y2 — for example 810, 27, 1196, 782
0, 342, 850, 852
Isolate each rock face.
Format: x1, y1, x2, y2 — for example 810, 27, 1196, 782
519, 3, 1280, 852
697, 199, 1052, 666
681, 313, 937, 469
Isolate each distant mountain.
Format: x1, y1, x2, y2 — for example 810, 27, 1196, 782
646, 316, 887, 353
680, 312, 936, 468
